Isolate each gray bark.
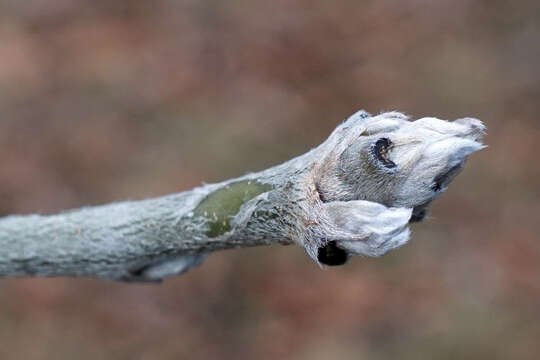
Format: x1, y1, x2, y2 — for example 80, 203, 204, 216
0, 110, 485, 282
0, 127, 320, 282
0, 159, 304, 282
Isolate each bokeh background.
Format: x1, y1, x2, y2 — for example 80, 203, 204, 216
0, 1, 539, 359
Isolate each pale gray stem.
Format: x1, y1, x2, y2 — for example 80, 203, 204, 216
0, 168, 304, 282
0, 139, 316, 282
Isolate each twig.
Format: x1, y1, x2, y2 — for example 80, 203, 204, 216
0, 110, 485, 282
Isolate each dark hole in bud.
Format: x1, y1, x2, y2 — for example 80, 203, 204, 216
373, 138, 396, 169
410, 208, 427, 222
432, 164, 461, 192
318, 241, 348, 266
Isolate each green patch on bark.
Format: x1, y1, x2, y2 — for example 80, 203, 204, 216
195, 180, 273, 237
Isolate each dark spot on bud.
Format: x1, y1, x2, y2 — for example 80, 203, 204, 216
432, 164, 462, 192
373, 138, 396, 169
318, 241, 348, 266
359, 110, 371, 119
410, 208, 427, 222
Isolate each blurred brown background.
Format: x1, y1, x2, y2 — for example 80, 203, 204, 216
0, 1, 539, 359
